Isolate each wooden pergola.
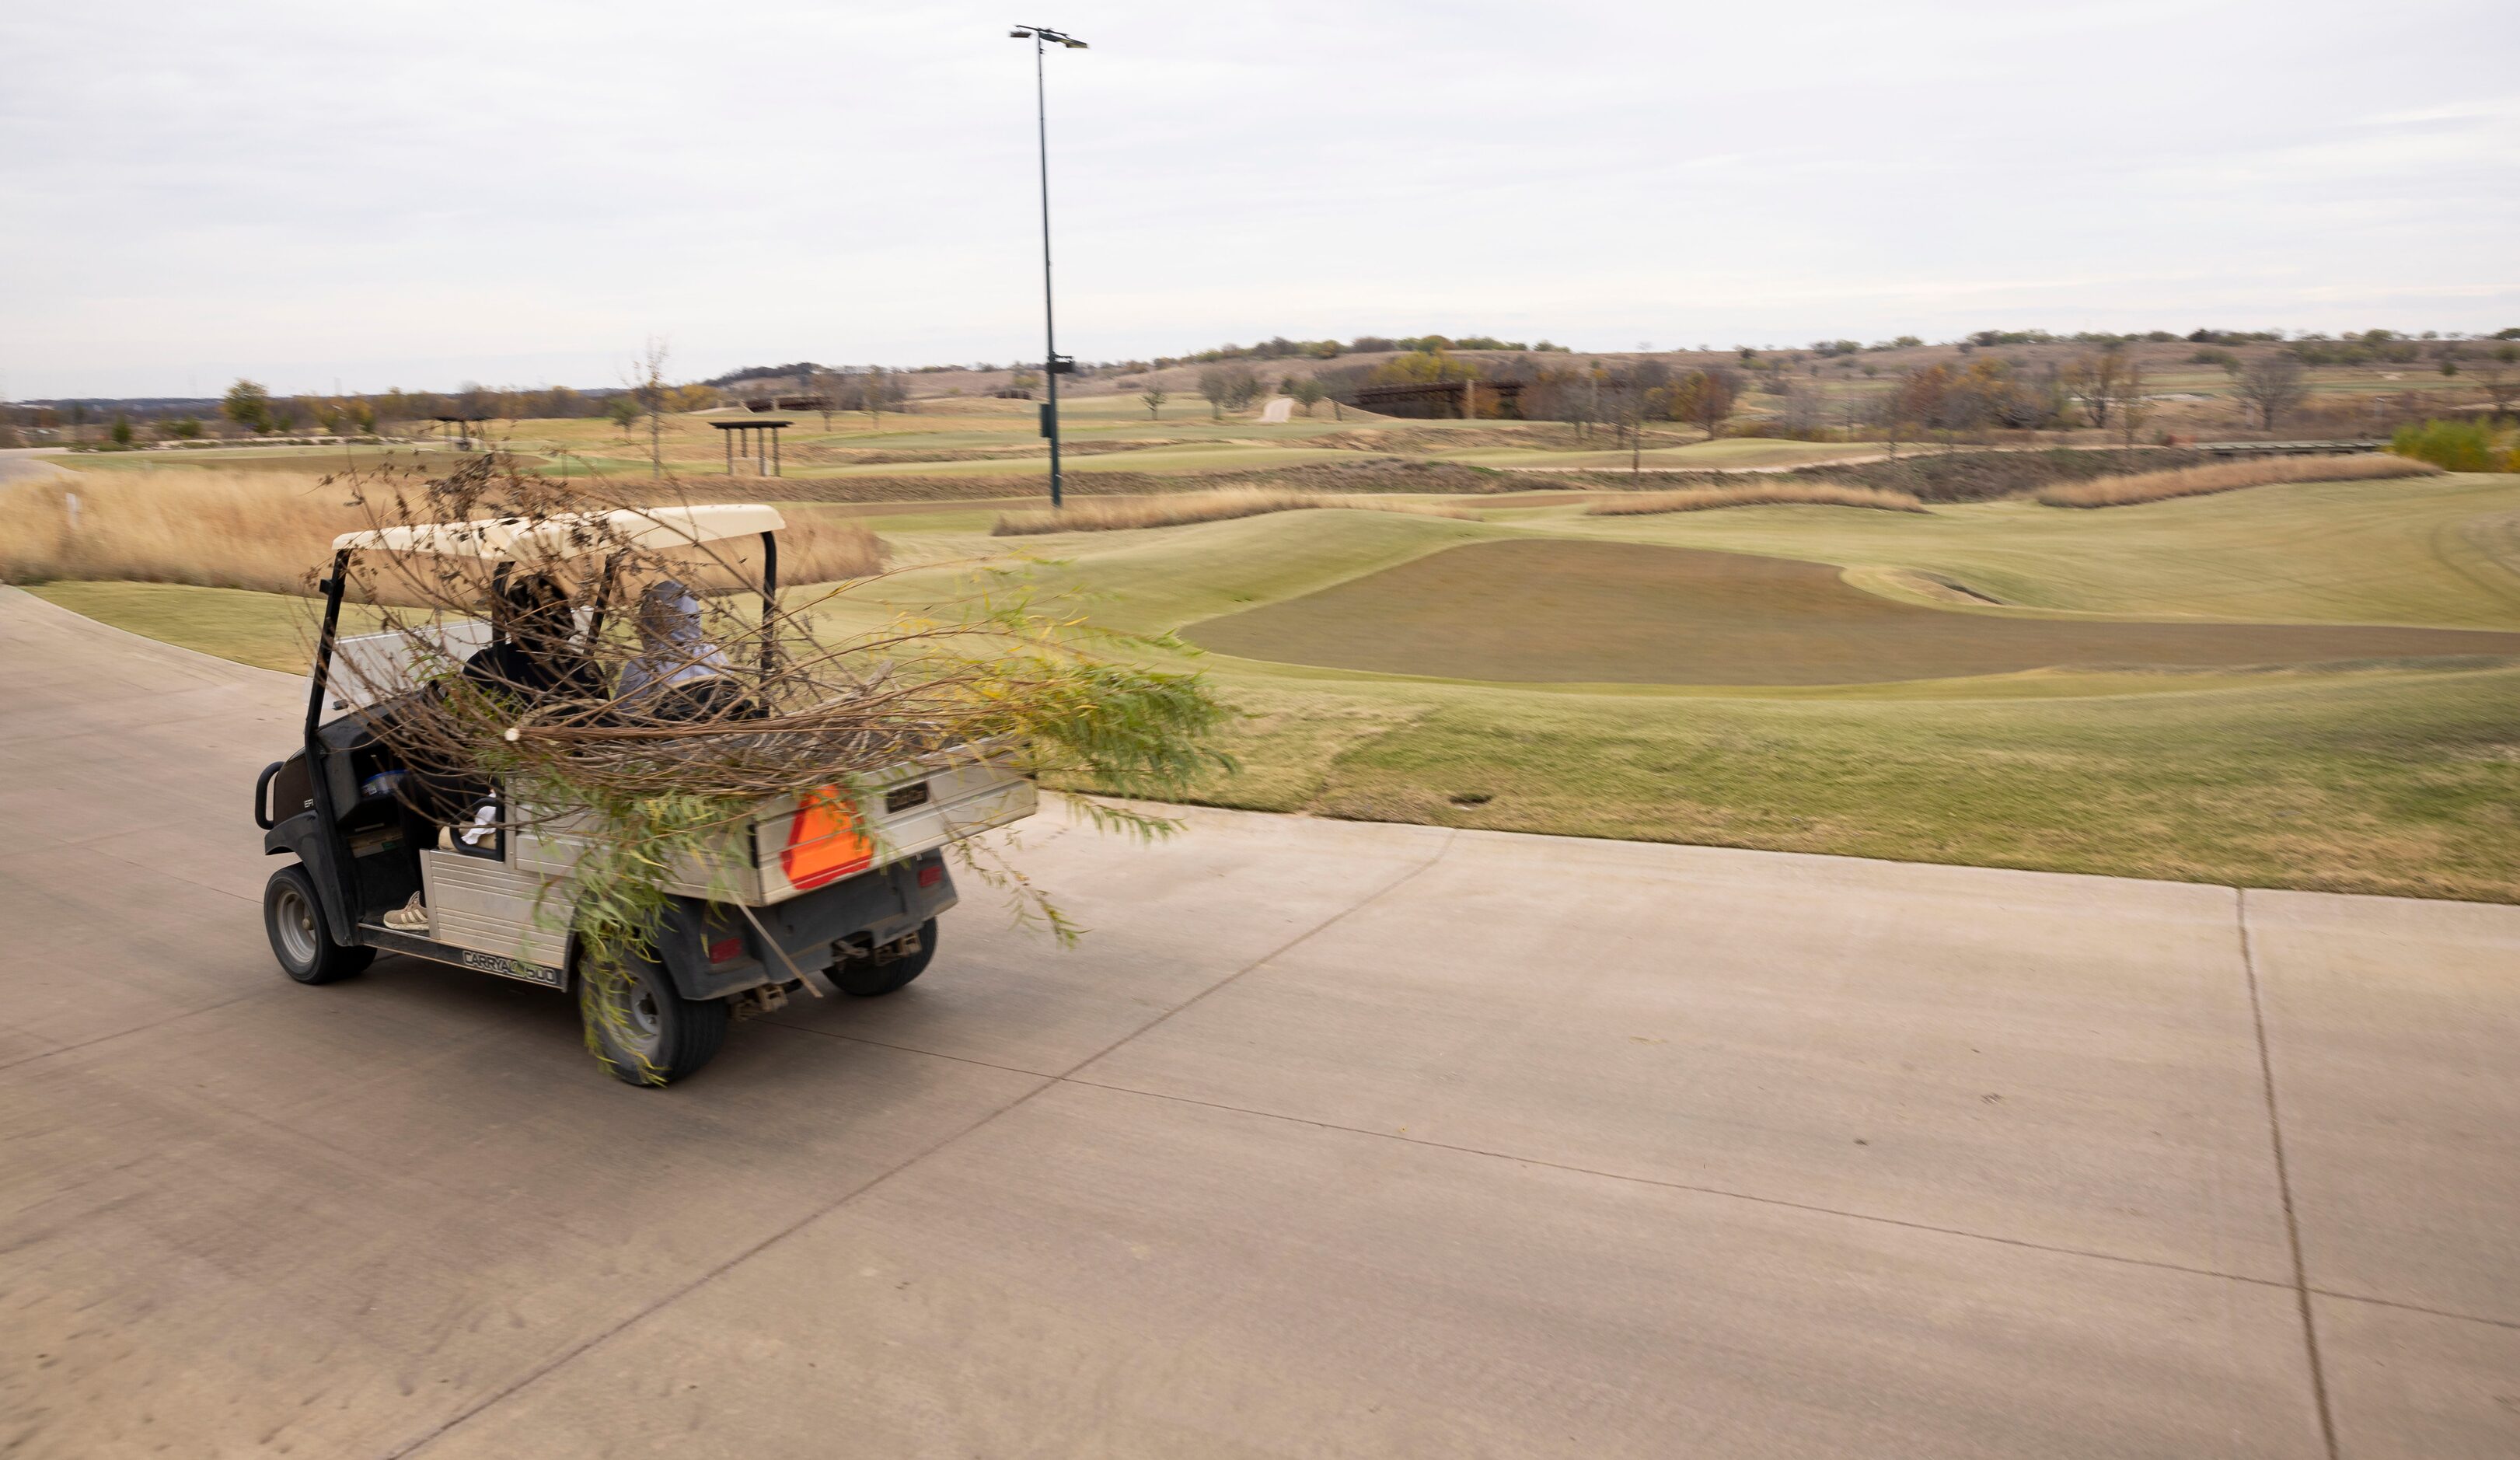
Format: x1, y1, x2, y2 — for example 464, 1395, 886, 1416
432, 414, 490, 449
714, 418, 790, 477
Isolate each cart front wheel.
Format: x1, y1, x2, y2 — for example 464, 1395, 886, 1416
578, 954, 728, 1087
264, 863, 373, 985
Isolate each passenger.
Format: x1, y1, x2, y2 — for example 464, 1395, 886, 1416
616, 578, 741, 722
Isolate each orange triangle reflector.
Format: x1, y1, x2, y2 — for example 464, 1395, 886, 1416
782, 784, 873, 891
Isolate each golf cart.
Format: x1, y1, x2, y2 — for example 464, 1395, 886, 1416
253, 504, 1037, 1085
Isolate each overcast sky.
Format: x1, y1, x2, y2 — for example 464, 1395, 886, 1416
4, 1, 2515, 399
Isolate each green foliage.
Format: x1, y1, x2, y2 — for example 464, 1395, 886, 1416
2392, 418, 2501, 472
110, 416, 133, 445
1363, 351, 1478, 387
222, 379, 272, 433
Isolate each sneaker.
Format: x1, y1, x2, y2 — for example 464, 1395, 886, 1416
384, 892, 429, 933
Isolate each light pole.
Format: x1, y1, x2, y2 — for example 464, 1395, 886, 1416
1010, 23, 1086, 509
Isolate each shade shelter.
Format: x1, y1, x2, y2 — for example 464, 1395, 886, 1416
714, 418, 789, 477
432, 414, 491, 449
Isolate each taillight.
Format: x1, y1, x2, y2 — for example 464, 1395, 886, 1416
917, 861, 943, 889
707, 937, 743, 965
782, 784, 874, 890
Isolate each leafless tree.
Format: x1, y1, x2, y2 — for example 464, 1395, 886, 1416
2116, 365, 2155, 449
811, 368, 842, 431
2234, 352, 2308, 431
1777, 382, 1827, 436
2061, 348, 2125, 430
2476, 345, 2519, 417
1141, 384, 1168, 420
627, 339, 671, 477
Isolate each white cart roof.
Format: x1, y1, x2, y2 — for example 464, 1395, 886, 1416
333, 504, 784, 560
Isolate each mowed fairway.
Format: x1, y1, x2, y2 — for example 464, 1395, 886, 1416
1188, 538, 2520, 685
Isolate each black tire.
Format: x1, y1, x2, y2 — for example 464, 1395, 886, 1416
578, 952, 729, 1087
264, 863, 374, 985
833, 919, 939, 998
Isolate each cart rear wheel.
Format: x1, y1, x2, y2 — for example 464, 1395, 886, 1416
578, 953, 728, 1087
264, 864, 373, 985
833, 919, 939, 997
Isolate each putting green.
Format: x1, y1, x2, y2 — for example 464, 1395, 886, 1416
1185, 539, 2520, 686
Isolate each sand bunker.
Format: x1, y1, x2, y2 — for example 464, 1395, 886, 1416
1185, 540, 2520, 686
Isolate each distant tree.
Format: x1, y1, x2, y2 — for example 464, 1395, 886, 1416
604, 394, 642, 438
1289, 376, 1328, 417
863, 364, 890, 426
1198, 363, 1262, 416
2475, 346, 2518, 416
110, 415, 133, 445
166, 416, 204, 440
1775, 382, 1827, 436
1142, 384, 1168, 420
629, 340, 669, 477
2116, 365, 2154, 449
265, 396, 302, 434
1010, 366, 1042, 393
1668, 367, 1740, 439
2234, 352, 2309, 431
222, 378, 273, 434
811, 368, 842, 429
2061, 349, 2127, 430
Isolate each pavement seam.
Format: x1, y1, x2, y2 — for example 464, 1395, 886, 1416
2240, 885, 2341, 1460
382, 1072, 1060, 1460
387, 830, 1457, 1459
0, 987, 284, 1075
1048, 828, 1459, 1083
2306, 1288, 2520, 1334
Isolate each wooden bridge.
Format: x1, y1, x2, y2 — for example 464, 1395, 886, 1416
2194, 439, 2383, 458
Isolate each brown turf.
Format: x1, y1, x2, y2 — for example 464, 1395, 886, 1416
1184, 539, 2520, 686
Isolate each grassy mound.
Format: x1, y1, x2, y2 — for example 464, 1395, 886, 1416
1185, 538, 2520, 685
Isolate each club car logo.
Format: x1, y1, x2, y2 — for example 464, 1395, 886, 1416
461, 949, 564, 988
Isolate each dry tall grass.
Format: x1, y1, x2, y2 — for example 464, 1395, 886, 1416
993, 487, 1480, 536
0, 469, 881, 595
2033, 455, 2441, 508
1585, 482, 1926, 516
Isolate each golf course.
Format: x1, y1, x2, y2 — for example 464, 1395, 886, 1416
16, 444, 2519, 902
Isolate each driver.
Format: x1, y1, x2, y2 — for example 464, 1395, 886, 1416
383, 572, 605, 931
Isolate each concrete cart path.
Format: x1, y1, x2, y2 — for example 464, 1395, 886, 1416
2, 585, 2513, 1459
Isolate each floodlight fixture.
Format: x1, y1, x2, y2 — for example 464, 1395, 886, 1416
1008, 23, 1089, 508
